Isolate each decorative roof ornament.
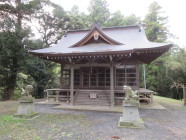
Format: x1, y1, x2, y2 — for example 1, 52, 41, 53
94, 32, 99, 40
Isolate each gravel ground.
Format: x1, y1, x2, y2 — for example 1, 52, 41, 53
34, 103, 186, 140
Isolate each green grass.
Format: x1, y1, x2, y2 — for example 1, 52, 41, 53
154, 95, 184, 105
0, 101, 92, 140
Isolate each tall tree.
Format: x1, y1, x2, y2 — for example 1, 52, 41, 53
35, 2, 70, 46
106, 10, 125, 27
67, 5, 90, 30
106, 11, 140, 27
88, 0, 110, 26
123, 14, 141, 25
25, 40, 59, 98
143, 1, 171, 94
165, 47, 186, 100
0, 0, 46, 99
143, 1, 168, 42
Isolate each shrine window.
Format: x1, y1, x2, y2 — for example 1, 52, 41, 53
115, 65, 137, 87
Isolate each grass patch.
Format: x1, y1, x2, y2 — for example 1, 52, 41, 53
154, 95, 184, 105
0, 101, 18, 115
0, 103, 92, 140
0, 113, 91, 139
0, 115, 25, 138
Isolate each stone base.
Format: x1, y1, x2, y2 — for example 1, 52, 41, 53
14, 112, 38, 119
14, 99, 38, 119
17, 101, 36, 114
118, 117, 145, 129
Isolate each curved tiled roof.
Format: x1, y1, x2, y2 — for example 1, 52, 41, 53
30, 25, 172, 63
30, 25, 171, 54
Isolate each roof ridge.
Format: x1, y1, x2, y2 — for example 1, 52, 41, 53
66, 25, 140, 33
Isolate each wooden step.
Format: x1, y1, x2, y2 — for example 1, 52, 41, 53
74, 91, 111, 106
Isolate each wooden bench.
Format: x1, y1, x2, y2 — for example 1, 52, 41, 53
45, 88, 70, 102
137, 88, 155, 105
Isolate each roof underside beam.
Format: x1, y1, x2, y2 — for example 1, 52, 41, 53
31, 49, 167, 65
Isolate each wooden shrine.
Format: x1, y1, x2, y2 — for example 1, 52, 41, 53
30, 24, 171, 106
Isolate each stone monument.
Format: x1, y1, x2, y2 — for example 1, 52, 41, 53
14, 85, 38, 119
118, 85, 145, 128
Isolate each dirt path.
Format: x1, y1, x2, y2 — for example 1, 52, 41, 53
34, 103, 186, 140
0, 101, 186, 140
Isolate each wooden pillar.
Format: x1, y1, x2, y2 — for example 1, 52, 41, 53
70, 66, 74, 106
46, 90, 49, 102
60, 64, 64, 88
136, 64, 140, 90
110, 64, 115, 107
56, 91, 59, 103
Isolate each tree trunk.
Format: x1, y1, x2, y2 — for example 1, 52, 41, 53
184, 86, 186, 106
5, 68, 17, 100
36, 84, 45, 98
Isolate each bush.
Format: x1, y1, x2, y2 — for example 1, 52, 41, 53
11, 89, 21, 100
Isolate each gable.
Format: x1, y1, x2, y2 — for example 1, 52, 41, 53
69, 25, 123, 48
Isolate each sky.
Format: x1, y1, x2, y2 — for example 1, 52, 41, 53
50, 0, 186, 47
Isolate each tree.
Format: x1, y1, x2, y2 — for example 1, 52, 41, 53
67, 5, 90, 30
35, 2, 70, 46
106, 11, 140, 27
166, 47, 186, 100
0, 0, 47, 99
106, 11, 125, 27
88, 0, 110, 26
123, 14, 141, 25
142, 1, 171, 94
25, 40, 60, 98
143, 1, 169, 42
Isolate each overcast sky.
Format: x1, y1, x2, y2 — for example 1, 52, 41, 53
50, 0, 186, 47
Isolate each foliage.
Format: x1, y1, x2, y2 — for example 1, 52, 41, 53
88, 0, 110, 26
0, 0, 60, 100
106, 11, 140, 27
25, 40, 60, 98
143, 1, 169, 42
0, 0, 48, 100
35, 1, 70, 46
88, 0, 140, 27
67, 5, 90, 30
142, 1, 173, 98
0, 95, 2, 101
